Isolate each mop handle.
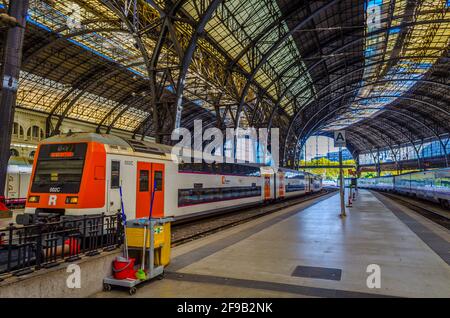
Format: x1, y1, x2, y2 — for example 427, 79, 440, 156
141, 179, 157, 270
141, 222, 147, 270
119, 186, 126, 222
119, 185, 128, 259
148, 179, 157, 221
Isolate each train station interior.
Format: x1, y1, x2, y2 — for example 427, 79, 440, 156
0, 0, 449, 301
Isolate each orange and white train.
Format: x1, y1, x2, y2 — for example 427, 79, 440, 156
21, 133, 322, 224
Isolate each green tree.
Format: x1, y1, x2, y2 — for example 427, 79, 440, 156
299, 157, 356, 180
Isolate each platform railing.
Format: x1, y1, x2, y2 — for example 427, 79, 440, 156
0, 213, 122, 279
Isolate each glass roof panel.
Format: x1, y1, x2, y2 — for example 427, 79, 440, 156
113, 107, 148, 131
324, 0, 450, 131
17, 71, 71, 113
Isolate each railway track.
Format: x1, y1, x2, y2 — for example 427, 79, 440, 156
171, 189, 337, 246
375, 191, 450, 230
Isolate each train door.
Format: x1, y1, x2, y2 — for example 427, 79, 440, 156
278, 172, 285, 199
273, 172, 277, 200
306, 175, 311, 193
136, 162, 165, 218
264, 175, 271, 200
136, 162, 151, 218
150, 163, 164, 218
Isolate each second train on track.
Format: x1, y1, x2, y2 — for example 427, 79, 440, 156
357, 169, 450, 209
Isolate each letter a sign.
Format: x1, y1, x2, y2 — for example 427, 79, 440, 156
334, 131, 346, 148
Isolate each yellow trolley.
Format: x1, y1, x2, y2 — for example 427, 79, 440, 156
103, 217, 173, 295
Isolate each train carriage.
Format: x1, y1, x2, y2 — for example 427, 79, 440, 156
434, 169, 450, 207
357, 178, 376, 189
311, 174, 323, 192
278, 168, 308, 199
394, 173, 411, 194
4, 157, 33, 208
376, 176, 394, 191
357, 168, 450, 209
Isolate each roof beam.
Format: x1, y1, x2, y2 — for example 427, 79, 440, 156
173, 0, 223, 129
48, 61, 145, 135
267, 53, 448, 131
234, 0, 341, 127
294, 106, 449, 167
284, 74, 450, 146
236, 9, 450, 128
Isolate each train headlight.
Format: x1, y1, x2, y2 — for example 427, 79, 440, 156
28, 196, 40, 203
65, 196, 78, 204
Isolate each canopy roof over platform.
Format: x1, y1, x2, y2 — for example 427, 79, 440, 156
0, 0, 448, 166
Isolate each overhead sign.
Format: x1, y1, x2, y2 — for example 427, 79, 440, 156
334, 131, 346, 148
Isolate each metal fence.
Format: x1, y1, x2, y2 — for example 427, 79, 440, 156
0, 213, 122, 279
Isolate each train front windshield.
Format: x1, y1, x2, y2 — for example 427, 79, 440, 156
31, 143, 87, 194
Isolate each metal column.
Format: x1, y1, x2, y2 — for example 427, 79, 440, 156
0, 1, 30, 198
339, 147, 346, 217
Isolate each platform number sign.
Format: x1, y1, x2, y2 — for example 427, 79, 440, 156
334, 131, 346, 148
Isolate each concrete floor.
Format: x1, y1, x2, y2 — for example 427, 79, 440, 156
94, 190, 450, 298
0, 208, 23, 227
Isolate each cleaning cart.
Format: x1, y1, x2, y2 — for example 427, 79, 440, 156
103, 216, 173, 295
103, 183, 173, 295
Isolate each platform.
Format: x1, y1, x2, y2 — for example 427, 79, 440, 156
94, 190, 450, 298
0, 209, 23, 227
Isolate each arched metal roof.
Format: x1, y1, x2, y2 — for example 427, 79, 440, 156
1, 0, 449, 165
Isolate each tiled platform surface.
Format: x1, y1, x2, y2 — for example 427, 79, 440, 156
94, 190, 450, 298
0, 208, 23, 227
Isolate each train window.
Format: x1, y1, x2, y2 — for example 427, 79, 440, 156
32, 159, 85, 193
111, 161, 120, 189
222, 163, 232, 174
139, 170, 149, 192
179, 160, 261, 177
177, 186, 261, 206
191, 162, 202, 173
179, 162, 191, 172
154, 171, 163, 191
205, 163, 214, 174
